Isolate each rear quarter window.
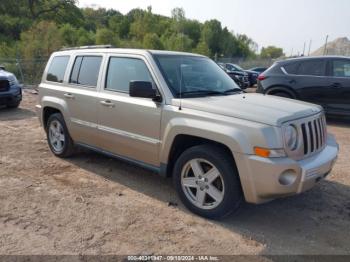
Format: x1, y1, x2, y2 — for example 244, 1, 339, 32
46, 56, 70, 83
297, 60, 326, 76
282, 62, 299, 74
264, 63, 283, 74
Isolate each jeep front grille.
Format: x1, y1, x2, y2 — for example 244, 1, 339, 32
284, 113, 327, 160
300, 114, 327, 157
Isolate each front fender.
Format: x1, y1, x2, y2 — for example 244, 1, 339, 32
159, 115, 282, 164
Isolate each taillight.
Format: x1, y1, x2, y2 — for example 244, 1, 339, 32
257, 74, 267, 81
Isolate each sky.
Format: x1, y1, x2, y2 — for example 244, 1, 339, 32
78, 0, 349, 55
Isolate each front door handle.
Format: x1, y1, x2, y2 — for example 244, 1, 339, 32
331, 83, 342, 88
64, 93, 75, 99
100, 100, 115, 108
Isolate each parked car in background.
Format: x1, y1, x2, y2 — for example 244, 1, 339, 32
249, 67, 268, 74
0, 66, 22, 108
257, 56, 350, 116
218, 63, 249, 89
223, 63, 259, 87
37, 47, 338, 219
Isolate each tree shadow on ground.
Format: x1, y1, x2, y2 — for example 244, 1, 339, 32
67, 149, 350, 255
326, 115, 350, 128
0, 107, 36, 121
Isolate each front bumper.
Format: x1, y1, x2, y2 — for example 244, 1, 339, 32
0, 87, 22, 105
35, 104, 43, 126
238, 134, 339, 204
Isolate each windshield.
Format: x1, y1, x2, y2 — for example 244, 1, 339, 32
154, 55, 241, 98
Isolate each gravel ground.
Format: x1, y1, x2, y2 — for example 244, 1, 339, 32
0, 89, 350, 256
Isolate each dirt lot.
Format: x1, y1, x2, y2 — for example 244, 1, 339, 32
0, 89, 350, 256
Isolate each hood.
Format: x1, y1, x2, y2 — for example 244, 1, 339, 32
245, 70, 259, 75
174, 93, 322, 126
0, 69, 14, 79
227, 70, 247, 76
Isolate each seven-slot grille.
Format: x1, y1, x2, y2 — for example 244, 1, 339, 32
300, 114, 327, 157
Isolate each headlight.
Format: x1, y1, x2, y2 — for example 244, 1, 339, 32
8, 76, 19, 87
284, 125, 298, 151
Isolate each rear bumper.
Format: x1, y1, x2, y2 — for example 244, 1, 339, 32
0, 87, 22, 105
256, 82, 264, 93
238, 134, 339, 204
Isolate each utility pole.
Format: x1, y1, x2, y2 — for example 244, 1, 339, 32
323, 35, 329, 55
290, 48, 293, 57
308, 39, 312, 56
302, 42, 306, 56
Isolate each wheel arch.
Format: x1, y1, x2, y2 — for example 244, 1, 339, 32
43, 107, 62, 130
163, 134, 239, 179
41, 96, 69, 130
265, 85, 298, 99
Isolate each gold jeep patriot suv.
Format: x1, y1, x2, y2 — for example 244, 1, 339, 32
36, 46, 339, 219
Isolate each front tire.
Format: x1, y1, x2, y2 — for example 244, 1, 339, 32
173, 145, 243, 219
46, 113, 74, 158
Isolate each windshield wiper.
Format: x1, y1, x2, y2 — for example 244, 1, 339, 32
177, 88, 242, 97
222, 88, 242, 94
177, 90, 225, 97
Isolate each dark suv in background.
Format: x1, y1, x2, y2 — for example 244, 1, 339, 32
218, 62, 249, 89
249, 67, 267, 74
0, 66, 22, 108
257, 56, 350, 116
223, 63, 259, 86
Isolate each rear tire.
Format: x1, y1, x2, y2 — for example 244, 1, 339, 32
46, 113, 74, 158
173, 144, 243, 219
271, 91, 293, 98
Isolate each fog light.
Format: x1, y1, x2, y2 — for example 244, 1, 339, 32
279, 169, 297, 186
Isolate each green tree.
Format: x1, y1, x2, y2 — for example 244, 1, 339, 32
76, 28, 95, 46
129, 6, 157, 41
95, 28, 118, 46
20, 21, 62, 59
20, 21, 63, 84
260, 46, 284, 59
143, 33, 164, 50
194, 41, 210, 56
59, 24, 78, 46
183, 20, 201, 47
201, 20, 223, 56
162, 33, 193, 52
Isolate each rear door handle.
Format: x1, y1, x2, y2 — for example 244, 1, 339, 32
64, 93, 75, 99
331, 83, 342, 88
100, 100, 115, 108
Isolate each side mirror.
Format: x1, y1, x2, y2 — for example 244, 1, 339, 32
129, 81, 160, 101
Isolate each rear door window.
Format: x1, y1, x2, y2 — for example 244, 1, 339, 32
70, 56, 102, 87
332, 60, 350, 77
46, 56, 70, 83
297, 60, 326, 76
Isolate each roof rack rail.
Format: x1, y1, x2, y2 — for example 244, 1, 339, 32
60, 45, 115, 51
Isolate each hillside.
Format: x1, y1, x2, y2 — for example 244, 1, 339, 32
311, 37, 350, 56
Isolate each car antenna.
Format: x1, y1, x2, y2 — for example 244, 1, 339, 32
179, 60, 183, 111
178, 13, 184, 111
